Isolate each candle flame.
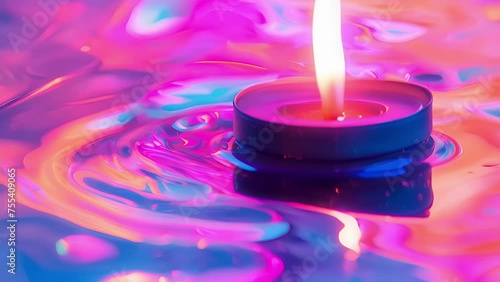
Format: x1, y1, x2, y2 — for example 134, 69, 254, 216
313, 0, 346, 120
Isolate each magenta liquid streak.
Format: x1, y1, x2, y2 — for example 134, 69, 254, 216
0, 0, 499, 282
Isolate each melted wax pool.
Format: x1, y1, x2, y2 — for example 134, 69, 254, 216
0, 0, 500, 281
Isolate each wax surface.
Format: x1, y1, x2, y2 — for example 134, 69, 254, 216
235, 78, 429, 127
278, 100, 387, 120
0, 0, 499, 282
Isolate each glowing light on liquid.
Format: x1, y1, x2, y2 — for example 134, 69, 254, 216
55, 235, 118, 263
80, 46, 91, 52
103, 271, 164, 282
313, 0, 346, 119
288, 203, 361, 254
125, 0, 191, 37
197, 238, 208, 249
55, 240, 69, 256
4, 0, 500, 280
330, 211, 362, 254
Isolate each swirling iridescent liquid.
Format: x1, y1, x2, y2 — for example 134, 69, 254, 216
0, 0, 499, 281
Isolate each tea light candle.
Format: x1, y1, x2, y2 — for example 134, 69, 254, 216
232, 0, 433, 161
233, 77, 432, 160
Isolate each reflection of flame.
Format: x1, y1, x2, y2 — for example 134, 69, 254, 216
313, 0, 346, 119
288, 203, 361, 254
104, 271, 169, 282
197, 238, 208, 249
330, 211, 361, 254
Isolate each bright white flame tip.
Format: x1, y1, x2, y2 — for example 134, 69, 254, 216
313, 0, 346, 119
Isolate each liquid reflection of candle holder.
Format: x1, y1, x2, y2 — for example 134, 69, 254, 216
233, 138, 434, 217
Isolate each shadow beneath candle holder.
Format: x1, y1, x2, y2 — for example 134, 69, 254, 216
233, 138, 435, 217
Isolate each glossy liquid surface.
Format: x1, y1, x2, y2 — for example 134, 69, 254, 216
0, 0, 499, 281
